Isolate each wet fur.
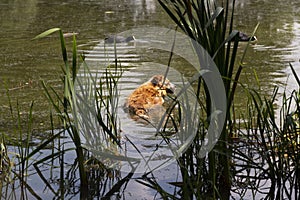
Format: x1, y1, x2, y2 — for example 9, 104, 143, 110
125, 75, 175, 119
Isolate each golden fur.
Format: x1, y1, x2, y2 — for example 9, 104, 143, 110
125, 75, 175, 119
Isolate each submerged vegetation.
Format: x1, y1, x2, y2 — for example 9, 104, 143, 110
0, 0, 299, 199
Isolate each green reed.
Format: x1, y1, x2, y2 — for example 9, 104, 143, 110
0, 85, 41, 199
32, 28, 124, 198
151, 1, 299, 198
1, 3, 297, 199
2, 26, 179, 198
33, 28, 88, 190
157, 0, 256, 199
232, 63, 300, 199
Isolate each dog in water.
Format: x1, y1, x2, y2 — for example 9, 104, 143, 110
124, 75, 176, 120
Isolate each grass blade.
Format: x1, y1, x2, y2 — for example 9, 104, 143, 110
32, 28, 61, 40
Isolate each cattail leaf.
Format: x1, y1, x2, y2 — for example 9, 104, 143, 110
32, 28, 61, 40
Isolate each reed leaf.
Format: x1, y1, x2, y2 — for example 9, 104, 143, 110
32, 28, 61, 40
290, 63, 300, 87
34, 28, 88, 189
157, 0, 258, 199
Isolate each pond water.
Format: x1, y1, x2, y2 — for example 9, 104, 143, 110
1, 0, 300, 134
1, 0, 300, 199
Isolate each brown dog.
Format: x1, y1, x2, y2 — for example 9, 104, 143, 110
125, 75, 175, 120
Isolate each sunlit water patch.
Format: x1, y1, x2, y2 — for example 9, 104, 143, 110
76, 33, 201, 174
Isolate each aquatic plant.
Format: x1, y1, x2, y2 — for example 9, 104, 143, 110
157, 0, 258, 198
32, 28, 89, 192
0, 87, 43, 199
1, 1, 298, 198
32, 28, 125, 198
232, 63, 300, 199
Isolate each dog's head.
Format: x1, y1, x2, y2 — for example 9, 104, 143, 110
149, 75, 175, 95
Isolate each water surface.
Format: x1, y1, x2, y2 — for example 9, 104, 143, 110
1, 0, 300, 133
1, 0, 300, 199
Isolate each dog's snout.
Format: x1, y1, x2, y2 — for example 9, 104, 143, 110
167, 82, 176, 94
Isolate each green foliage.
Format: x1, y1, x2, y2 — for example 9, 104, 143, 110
35, 28, 89, 189
0, 27, 126, 199
233, 64, 300, 199
1, 2, 298, 199
157, 0, 259, 199
33, 28, 124, 198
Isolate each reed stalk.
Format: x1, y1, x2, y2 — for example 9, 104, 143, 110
158, 0, 256, 199
233, 63, 300, 199
32, 28, 124, 198
33, 28, 88, 190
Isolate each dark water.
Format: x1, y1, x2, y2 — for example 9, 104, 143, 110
0, 0, 171, 133
235, 0, 300, 89
1, 0, 300, 199
1, 0, 300, 133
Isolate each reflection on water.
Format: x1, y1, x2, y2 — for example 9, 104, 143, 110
1, 0, 300, 198
78, 33, 200, 174
0, 0, 167, 134
1, 0, 300, 133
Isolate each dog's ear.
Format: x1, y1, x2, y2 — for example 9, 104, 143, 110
150, 75, 162, 86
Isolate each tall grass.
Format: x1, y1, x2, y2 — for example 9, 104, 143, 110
32, 28, 125, 198
33, 28, 88, 191
157, 0, 254, 198
1, 86, 44, 199
232, 64, 300, 199
0, 2, 298, 198
0, 28, 126, 199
